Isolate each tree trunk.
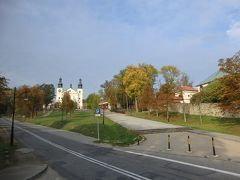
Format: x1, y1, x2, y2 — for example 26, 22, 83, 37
183, 103, 187, 123
126, 95, 129, 112
166, 103, 169, 122
135, 97, 139, 112
167, 110, 169, 122
199, 105, 203, 125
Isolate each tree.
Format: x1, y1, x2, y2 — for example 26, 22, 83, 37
113, 70, 128, 110
62, 92, 76, 117
159, 66, 181, 85
157, 83, 175, 121
0, 75, 10, 115
138, 84, 155, 114
16, 85, 44, 118
101, 80, 118, 109
218, 56, 240, 113
191, 90, 204, 125
86, 93, 100, 109
123, 65, 150, 112
40, 84, 55, 110
139, 64, 158, 85
180, 73, 192, 86
159, 66, 181, 121
191, 80, 222, 103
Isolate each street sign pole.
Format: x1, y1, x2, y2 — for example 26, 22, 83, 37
95, 108, 101, 141
97, 117, 100, 141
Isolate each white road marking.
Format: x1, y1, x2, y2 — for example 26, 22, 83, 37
115, 149, 240, 178
14, 124, 151, 180
3, 119, 240, 178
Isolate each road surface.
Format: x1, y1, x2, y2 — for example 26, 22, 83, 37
1, 118, 240, 180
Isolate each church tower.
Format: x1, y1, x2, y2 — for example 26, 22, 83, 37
56, 77, 63, 103
77, 78, 83, 109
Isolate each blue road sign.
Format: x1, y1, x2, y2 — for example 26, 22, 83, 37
95, 108, 101, 116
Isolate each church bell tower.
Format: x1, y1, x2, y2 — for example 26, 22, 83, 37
56, 77, 63, 103
77, 78, 83, 109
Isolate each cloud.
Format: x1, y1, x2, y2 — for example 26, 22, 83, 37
227, 21, 240, 40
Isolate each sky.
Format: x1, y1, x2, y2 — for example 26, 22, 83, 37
0, 0, 240, 98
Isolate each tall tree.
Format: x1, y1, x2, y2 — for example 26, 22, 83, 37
218, 56, 240, 113
0, 75, 9, 115
62, 92, 76, 117
191, 90, 204, 125
159, 66, 181, 121
180, 73, 192, 86
16, 85, 44, 118
139, 64, 158, 85
113, 69, 128, 110
123, 65, 150, 112
86, 93, 100, 109
40, 84, 55, 109
101, 80, 118, 109
138, 84, 155, 114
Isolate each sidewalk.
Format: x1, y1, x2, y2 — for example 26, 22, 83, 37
0, 121, 64, 180
106, 111, 240, 162
105, 111, 188, 133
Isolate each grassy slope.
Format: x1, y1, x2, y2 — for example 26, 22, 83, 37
32, 111, 138, 146
128, 111, 240, 136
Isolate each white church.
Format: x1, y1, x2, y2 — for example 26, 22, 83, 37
56, 78, 84, 109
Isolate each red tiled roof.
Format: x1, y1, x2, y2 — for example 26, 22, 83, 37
181, 86, 197, 91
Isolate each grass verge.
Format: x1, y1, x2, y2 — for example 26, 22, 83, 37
127, 111, 240, 136
0, 128, 17, 169
32, 110, 139, 146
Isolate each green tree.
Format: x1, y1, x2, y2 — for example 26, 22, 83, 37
139, 63, 158, 85
160, 66, 181, 85
191, 80, 222, 103
40, 84, 55, 110
0, 75, 10, 115
86, 93, 100, 109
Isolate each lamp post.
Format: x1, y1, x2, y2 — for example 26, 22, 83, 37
10, 87, 16, 146
10, 87, 28, 146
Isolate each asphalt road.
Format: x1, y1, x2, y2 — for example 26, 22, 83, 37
1, 118, 240, 180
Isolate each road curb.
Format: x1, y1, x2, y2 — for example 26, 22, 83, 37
26, 164, 48, 180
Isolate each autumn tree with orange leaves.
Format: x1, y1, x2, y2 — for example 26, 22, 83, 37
218, 56, 240, 114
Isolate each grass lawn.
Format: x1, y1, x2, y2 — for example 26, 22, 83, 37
0, 128, 16, 169
127, 111, 240, 136
31, 110, 139, 146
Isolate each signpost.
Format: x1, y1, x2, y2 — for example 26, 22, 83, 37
95, 108, 101, 141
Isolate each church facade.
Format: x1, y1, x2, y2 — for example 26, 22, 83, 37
56, 78, 83, 109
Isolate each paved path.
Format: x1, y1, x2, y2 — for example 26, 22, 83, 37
1, 118, 240, 180
105, 111, 188, 133
106, 111, 240, 162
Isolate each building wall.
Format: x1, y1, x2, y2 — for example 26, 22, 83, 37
170, 103, 240, 118
56, 87, 83, 109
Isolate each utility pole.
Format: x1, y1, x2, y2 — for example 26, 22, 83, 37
10, 87, 16, 146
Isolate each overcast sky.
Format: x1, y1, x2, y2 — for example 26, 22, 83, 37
0, 0, 240, 98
